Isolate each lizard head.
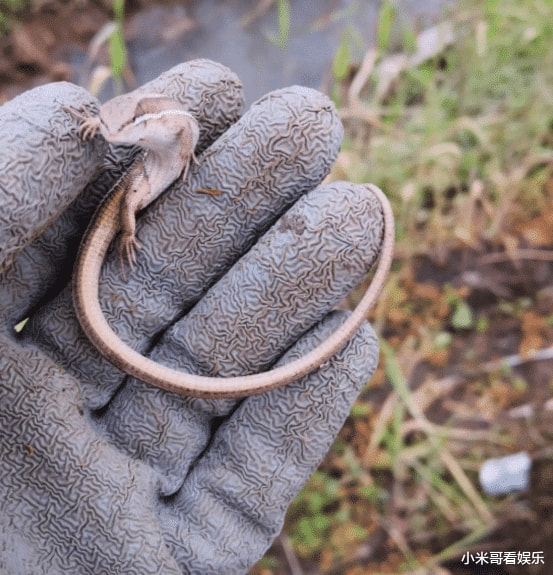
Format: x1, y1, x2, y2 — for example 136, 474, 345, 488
97, 92, 199, 152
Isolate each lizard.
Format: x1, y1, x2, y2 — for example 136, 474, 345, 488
65, 93, 200, 273
68, 92, 395, 399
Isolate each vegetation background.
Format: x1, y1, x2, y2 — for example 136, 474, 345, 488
262, 2, 553, 573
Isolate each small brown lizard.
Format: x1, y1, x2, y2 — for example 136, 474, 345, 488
70, 92, 395, 398
65, 93, 199, 272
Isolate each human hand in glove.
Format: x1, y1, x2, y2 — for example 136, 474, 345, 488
0, 59, 388, 574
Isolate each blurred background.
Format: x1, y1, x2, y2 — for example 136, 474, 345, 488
1, 0, 551, 573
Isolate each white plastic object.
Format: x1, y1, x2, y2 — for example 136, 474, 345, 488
479, 452, 531, 496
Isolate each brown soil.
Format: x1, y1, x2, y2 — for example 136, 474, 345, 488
0, 0, 160, 103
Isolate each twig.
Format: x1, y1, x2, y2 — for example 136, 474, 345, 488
276, 534, 306, 575
373, 21, 455, 102
362, 391, 399, 467
481, 345, 553, 372
478, 248, 553, 265
337, 105, 384, 129
439, 450, 495, 525
411, 524, 494, 574
348, 47, 378, 105
401, 418, 507, 444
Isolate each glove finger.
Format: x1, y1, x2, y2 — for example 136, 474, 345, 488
1, 60, 243, 327
100, 182, 384, 491
0, 82, 102, 299
160, 312, 380, 573
165, 182, 384, 378
27, 85, 343, 407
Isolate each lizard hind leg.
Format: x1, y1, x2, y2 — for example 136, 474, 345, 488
118, 199, 143, 279
117, 172, 148, 279
118, 231, 141, 280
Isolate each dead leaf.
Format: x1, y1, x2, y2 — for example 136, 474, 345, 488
517, 208, 553, 246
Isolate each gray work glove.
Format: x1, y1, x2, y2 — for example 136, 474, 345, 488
0, 60, 384, 574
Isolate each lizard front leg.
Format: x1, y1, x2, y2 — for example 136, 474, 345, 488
63, 106, 101, 141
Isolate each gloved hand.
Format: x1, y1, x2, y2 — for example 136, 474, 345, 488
0, 60, 385, 574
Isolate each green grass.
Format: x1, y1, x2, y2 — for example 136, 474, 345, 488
108, 0, 127, 91
0, 0, 30, 36
336, 0, 553, 252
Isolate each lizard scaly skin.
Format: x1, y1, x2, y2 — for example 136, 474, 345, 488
70, 93, 395, 398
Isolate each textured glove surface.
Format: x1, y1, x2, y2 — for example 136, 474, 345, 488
0, 60, 382, 574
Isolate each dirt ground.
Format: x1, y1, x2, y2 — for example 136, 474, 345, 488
0, 0, 110, 102
406, 254, 553, 575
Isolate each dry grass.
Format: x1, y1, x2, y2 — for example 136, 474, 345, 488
254, 0, 553, 573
